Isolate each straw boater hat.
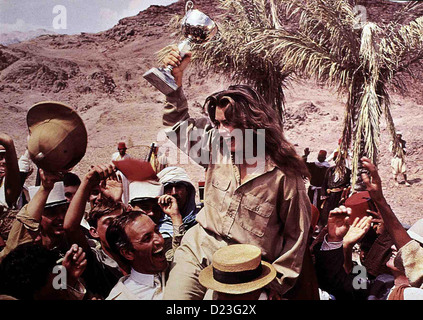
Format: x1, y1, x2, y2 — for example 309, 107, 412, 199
26, 101, 87, 172
199, 244, 276, 295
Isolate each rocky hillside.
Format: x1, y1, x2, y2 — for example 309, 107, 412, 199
0, 29, 56, 46
0, 0, 422, 225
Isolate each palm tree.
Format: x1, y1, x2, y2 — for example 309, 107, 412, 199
179, 0, 423, 190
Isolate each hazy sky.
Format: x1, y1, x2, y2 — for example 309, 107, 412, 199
0, 0, 177, 34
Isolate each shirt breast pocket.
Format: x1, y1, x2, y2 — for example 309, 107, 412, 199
238, 194, 275, 237
205, 176, 231, 211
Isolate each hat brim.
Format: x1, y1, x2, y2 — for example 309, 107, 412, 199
44, 200, 69, 209
199, 261, 276, 295
27, 101, 87, 172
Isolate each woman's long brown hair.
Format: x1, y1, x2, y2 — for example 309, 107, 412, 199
204, 84, 310, 178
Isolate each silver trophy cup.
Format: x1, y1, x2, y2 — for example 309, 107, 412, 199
143, 1, 218, 95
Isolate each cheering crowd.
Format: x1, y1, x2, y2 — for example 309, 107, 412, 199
0, 46, 422, 301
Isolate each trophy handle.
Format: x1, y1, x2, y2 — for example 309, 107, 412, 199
185, 1, 194, 13
161, 1, 194, 73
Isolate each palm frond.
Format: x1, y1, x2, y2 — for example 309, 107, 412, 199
161, 0, 422, 189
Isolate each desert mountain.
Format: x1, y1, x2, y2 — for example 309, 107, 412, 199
0, 29, 56, 46
0, 0, 422, 225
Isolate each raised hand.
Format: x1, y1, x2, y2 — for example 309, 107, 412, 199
62, 244, 87, 287
343, 215, 372, 248
85, 163, 117, 188
39, 169, 63, 191
303, 147, 310, 157
158, 194, 182, 226
158, 194, 180, 217
361, 157, 384, 202
100, 174, 123, 203
0, 133, 14, 149
327, 206, 351, 242
367, 209, 385, 235
159, 45, 192, 87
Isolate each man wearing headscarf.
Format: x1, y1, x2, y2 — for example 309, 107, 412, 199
157, 167, 199, 235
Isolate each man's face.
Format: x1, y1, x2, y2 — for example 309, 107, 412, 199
124, 215, 167, 274
131, 198, 163, 224
41, 203, 69, 238
164, 182, 188, 211
91, 209, 123, 247
317, 155, 326, 163
118, 148, 126, 157
89, 185, 102, 209
0, 151, 6, 179
64, 185, 79, 203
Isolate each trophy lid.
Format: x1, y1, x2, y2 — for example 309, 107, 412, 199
181, 7, 218, 44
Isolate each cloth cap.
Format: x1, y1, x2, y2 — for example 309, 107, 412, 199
199, 244, 277, 295
28, 181, 67, 208
157, 166, 194, 189
0, 145, 5, 153
129, 180, 163, 203
26, 101, 87, 172
118, 142, 127, 150
396, 131, 402, 136
407, 219, 423, 245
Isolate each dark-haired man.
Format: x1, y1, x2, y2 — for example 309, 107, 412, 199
64, 163, 128, 298
105, 212, 169, 300
0, 242, 87, 300
157, 166, 199, 260
0, 170, 69, 263
63, 172, 81, 203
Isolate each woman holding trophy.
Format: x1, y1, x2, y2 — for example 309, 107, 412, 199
149, 20, 315, 298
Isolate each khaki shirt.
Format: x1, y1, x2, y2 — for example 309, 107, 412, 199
0, 204, 40, 263
163, 87, 311, 294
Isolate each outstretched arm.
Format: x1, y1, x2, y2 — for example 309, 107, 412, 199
361, 156, 412, 249
159, 46, 214, 167
161, 45, 192, 126
0, 133, 21, 207
361, 157, 423, 288
64, 163, 119, 250
27, 169, 61, 221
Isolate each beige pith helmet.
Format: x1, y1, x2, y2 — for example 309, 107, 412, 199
27, 101, 87, 172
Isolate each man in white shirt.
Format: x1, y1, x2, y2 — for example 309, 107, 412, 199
111, 142, 131, 205
111, 142, 131, 161
105, 211, 172, 300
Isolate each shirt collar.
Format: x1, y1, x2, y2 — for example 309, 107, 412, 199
129, 268, 156, 288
